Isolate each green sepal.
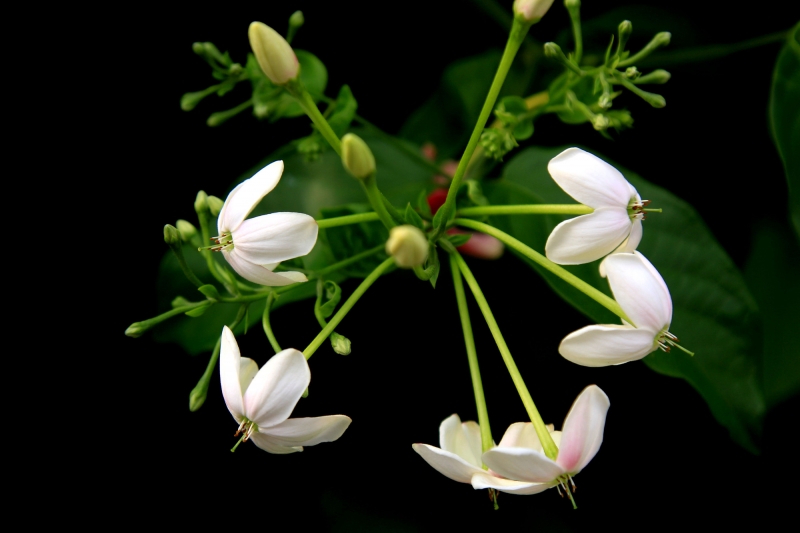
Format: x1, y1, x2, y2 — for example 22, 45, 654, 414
171, 296, 191, 308
426, 246, 441, 289
326, 85, 358, 137
198, 284, 220, 301
416, 189, 432, 219
404, 203, 425, 230
446, 233, 472, 247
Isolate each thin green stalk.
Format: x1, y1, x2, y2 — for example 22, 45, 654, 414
566, 1, 583, 64
360, 175, 396, 230
303, 257, 395, 359
452, 252, 558, 460
449, 253, 493, 455
453, 218, 630, 323
312, 244, 385, 279
458, 204, 593, 216
262, 292, 282, 353
291, 85, 342, 155
125, 300, 211, 337
317, 212, 380, 229
432, 17, 531, 239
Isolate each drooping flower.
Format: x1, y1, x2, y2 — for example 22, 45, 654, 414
412, 414, 487, 484
545, 147, 648, 265
559, 251, 679, 367
472, 385, 609, 497
211, 160, 318, 286
220, 326, 351, 453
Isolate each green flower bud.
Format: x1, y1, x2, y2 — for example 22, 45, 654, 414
189, 383, 207, 412
194, 190, 208, 215
544, 42, 583, 75
618, 20, 633, 52
164, 224, 181, 246
386, 225, 429, 268
176, 219, 197, 242
330, 332, 351, 355
125, 322, 146, 338
625, 66, 640, 79
635, 69, 671, 85
592, 115, 610, 131
248, 21, 299, 85
341, 133, 376, 179
207, 195, 224, 217
289, 11, 304, 29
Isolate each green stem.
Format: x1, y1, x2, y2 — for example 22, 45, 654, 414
452, 252, 558, 460
316, 212, 380, 229
458, 204, 593, 216
360, 175, 396, 230
452, 218, 630, 323
432, 17, 531, 239
262, 292, 282, 353
125, 300, 211, 337
566, 2, 583, 64
312, 244, 385, 279
303, 257, 395, 358
449, 254, 493, 455
290, 84, 342, 156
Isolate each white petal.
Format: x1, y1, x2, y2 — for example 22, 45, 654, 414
559, 324, 657, 367
471, 471, 554, 495
547, 148, 632, 208
219, 326, 245, 421
497, 422, 543, 452
557, 385, 610, 474
271, 271, 309, 283
545, 208, 632, 265
439, 414, 482, 468
412, 443, 485, 484
242, 348, 310, 428
604, 252, 672, 331
233, 213, 318, 265
482, 447, 565, 483
599, 219, 643, 277
261, 415, 351, 447
238, 357, 258, 395
218, 161, 284, 233
223, 251, 306, 286
249, 433, 303, 454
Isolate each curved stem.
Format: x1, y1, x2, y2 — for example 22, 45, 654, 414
449, 253, 493, 455
453, 218, 630, 324
432, 18, 531, 239
316, 212, 380, 229
262, 292, 282, 353
291, 84, 342, 156
452, 252, 557, 460
458, 204, 593, 216
303, 257, 395, 359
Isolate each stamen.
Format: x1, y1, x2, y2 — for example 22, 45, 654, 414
569, 475, 577, 491
556, 485, 563, 497
665, 332, 679, 341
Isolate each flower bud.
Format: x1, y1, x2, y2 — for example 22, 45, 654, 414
635, 69, 671, 85
194, 190, 208, 215
592, 115, 610, 131
341, 133, 376, 179
176, 219, 197, 242
248, 21, 299, 85
125, 322, 146, 338
189, 383, 207, 412
164, 224, 181, 246
386, 225, 429, 268
514, 0, 555, 22
207, 195, 224, 217
618, 20, 633, 52
330, 333, 351, 355
544, 42, 583, 75
289, 11, 304, 30
625, 66, 640, 80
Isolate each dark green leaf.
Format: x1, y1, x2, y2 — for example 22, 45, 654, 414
327, 85, 358, 137
320, 205, 388, 277
447, 234, 472, 247
197, 284, 220, 300
404, 203, 424, 230
417, 189, 432, 219
487, 146, 765, 452
768, 23, 800, 240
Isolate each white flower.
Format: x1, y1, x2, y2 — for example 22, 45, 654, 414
472, 385, 609, 496
220, 326, 351, 453
412, 414, 486, 484
559, 251, 677, 367
545, 147, 647, 265
212, 160, 318, 286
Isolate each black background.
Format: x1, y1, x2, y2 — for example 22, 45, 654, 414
114, 1, 798, 529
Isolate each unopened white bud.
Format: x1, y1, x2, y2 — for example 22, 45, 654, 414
386, 225, 429, 268
207, 195, 224, 217
248, 21, 299, 85
176, 219, 197, 241
341, 133, 376, 179
514, 0, 555, 22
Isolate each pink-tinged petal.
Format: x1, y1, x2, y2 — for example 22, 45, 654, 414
439, 414, 482, 468
604, 252, 672, 331
498, 422, 543, 452
457, 232, 504, 260
482, 447, 565, 483
218, 161, 284, 233
223, 251, 306, 286
233, 213, 318, 265
243, 348, 310, 428
471, 471, 554, 495
547, 148, 632, 208
545, 207, 633, 265
559, 324, 656, 366
557, 385, 610, 473
262, 415, 351, 447
412, 443, 485, 484
598, 219, 643, 277
219, 326, 245, 421
249, 433, 303, 454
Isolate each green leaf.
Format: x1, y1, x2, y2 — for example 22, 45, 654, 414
319, 205, 388, 278
416, 189, 432, 219
404, 203, 424, 230
249, 50, 329, 121
327, 85, 358, 137
184, 302, 213, 317
487, 146, 765, 452
446, 233, 472, 247
197, 284, 220, 300
768, 23, 800, 240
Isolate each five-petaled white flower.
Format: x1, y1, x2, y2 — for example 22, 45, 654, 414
471, 385, 609, 497
545, 147, 649, 265
212, 160, 318, 286
559, 251, 680, 367
412, 414, 487, 484
220, 326, 351, 453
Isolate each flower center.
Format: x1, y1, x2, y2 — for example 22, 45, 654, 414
555, 474, 578, 509
655, 327, 695, 356
202, 232, 234, 253
628, 198, 662, 220
230, 417, 258, 452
